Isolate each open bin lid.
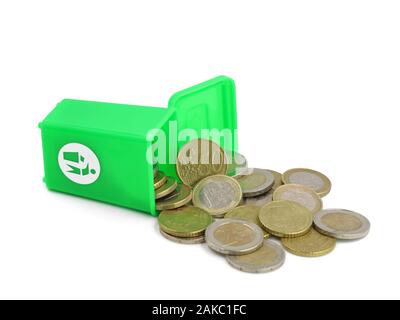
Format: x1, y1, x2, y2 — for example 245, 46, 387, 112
168, 76, 238, 151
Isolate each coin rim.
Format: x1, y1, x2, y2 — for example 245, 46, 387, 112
282, 168, 332, 197
259, 200, 313, 238
313, 209, 371, 240
155, 177, 178, 199
205, 218, 264, 255
226, 240, 285, 273
154, 171, 167, 189
273, 183, 323, 215
192, 175, 243, 216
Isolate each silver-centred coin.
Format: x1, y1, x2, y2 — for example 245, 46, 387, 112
235, 168, 275, 197
205, 218, 264, 255
314, 209, 370, 240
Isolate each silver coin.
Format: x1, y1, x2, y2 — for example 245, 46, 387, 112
243, 190, 274, 206
314, 209, 370, 240
159, 228, 205, 244
226, 240, 285, 273
205, 218, 264, 255
193, 175, 242, 216
235, 168, 275, 197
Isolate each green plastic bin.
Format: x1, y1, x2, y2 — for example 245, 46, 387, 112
39, 76, 238, 216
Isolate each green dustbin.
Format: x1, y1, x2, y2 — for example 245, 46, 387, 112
39, 76, 238, 216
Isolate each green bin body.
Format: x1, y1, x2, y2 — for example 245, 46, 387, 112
39, 76, 238, 216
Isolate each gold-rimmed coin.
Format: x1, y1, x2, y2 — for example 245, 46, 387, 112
192, 175, 242, 216
155, 177, 178, 199
259, 200, 313, 238
156, 184, 192, 211
158, 206, 212, 238
281, 228, 336, 257
273, 184, 322, 215
235, 168, 275, 197
176, 139, 227, 187
154, 171, 167, 189
225, 205, 270, 238
282, 168, 331, 197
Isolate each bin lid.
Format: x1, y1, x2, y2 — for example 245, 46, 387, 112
168, 76, 238, 150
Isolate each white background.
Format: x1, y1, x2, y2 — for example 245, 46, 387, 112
1, 0, 399, 300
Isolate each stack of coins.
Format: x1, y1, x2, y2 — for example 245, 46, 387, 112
156, 139, 371, 274
153, 163, 192, 211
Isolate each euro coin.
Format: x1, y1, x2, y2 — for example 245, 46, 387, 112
156, 184, 192, 211
282, 168, 331, 197
155, 177, 178, 199
205, 218, 264, 255
158, 206, 212, 238
176, 139, 227, 186
225, 205, 270, 238
235, 168, 275, 197
314, 209, 370, 240
192, 175, 242, 216
159, 228, 205, 244
281, 228, 336, 257
273, 184, 322, 215
154, 171, 167, 189
243, 190, 273, 207
259, 200, 313, 238
226, 240, 285, 273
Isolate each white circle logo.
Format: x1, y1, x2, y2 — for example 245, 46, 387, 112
58, 143, 101, 185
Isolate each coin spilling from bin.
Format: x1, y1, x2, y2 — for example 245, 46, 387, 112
154, 139, 370, 273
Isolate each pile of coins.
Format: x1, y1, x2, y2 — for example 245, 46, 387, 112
156, 139, 371, 273
154, 164, 192, 211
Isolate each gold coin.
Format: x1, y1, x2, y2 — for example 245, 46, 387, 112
158, 206, 213, 238
281, 228, 336, 257
259, 200, 313, 238
156, 184, 192, 211
269, 170, 283, 190
282, 168, 331, 197
225, 205, 270, 238
273, 184, 322, 215
192, 175, 242, 216
154, 171, 167, 189
155, 177, 178, 199
176, 139, 227, 186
